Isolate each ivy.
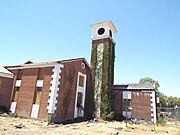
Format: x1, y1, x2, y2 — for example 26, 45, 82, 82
91, 39, 115, 120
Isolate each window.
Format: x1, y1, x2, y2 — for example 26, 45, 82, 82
81, 63, 85, 69
78, 75, 84, 87
33, 87, 42, 104
12, 87, 20, 102
77, 92, 83, 108
123, 99, 131, 111
0, 79, 2, 89
36, 87, 42, 92
109, 30, 112, 37
15, 87, 20, 91
97, 27, 105, 35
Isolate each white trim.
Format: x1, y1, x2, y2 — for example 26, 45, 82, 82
7, 58, 90, 70
10, 102, 17, 113
123, 91, 131, 99
15, 80, 21, 87
81, 63, 85, 69
0, 72, 13, 78
150, 91, 157, 123
36, 80, 44, 87
47, 64, 64, 114
8, 64, 58, 70
74, 72, 87, 118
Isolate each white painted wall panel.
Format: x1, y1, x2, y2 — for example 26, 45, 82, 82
36, 80, 44, 87
122, 111, 131, 119
31, 104, 40, 118
123, 91, 131, 99
15, 80, 21, 87
10, 102, 17, 113
47, 64, 64, 114
150, 91, 157, 123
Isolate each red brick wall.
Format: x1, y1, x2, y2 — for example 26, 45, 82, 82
0, 77, 13, 109
8, 60, 92, 121
10, 68, 53, 119
113, 90, 123, 116
38, 67, 53, 119
113, 90, 152, 121
84, 67, 93, 119
15, 69, 38, 117
10, 70, 18, 102
55, 60, 92, 121
131, 91, 151, 121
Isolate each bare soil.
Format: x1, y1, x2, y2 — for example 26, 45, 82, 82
0, 116, 179, 135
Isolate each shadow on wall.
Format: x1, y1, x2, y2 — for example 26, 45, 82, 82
0, 106, 10, 114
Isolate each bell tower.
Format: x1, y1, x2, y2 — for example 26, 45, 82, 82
90, 21, 117, 119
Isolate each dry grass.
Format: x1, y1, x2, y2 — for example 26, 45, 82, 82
0, 116, 179, 135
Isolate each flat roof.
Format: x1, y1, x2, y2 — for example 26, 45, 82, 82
114, 83, 155, 90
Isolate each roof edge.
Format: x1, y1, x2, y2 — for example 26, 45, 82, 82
5, 57, 90, 70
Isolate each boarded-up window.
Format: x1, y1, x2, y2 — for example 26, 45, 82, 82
38, 68, 44, 80
0, 79, 2, 89
36, 87, 42, 92
13, 87, 20, 102
33, 87, 42, 104
123, 99, 131, 111
78, 75, 84, 87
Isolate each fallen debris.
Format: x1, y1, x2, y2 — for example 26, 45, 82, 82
0, 113, 9, 117
14, 123, 25, 129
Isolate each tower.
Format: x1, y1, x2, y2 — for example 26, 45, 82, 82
90, 21, 117, 119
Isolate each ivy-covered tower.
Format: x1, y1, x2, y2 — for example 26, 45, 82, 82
90, 21, 117, 119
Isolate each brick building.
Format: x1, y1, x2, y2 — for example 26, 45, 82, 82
4, 58, 93, 122
0, 21, 158, 123
0, 66, 13, 109
113, 83, 157, 122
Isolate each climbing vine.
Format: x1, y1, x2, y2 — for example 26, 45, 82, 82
91, 39, 115, 120
101, 40, 115, 120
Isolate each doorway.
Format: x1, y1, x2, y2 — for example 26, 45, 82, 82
74, 72, 87, 118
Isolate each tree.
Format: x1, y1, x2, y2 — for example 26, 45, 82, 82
139, 77, 180, 107
159, 95, 167, 107
139, 77, 160, 90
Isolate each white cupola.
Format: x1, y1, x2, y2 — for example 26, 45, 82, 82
91, 20, 117, 40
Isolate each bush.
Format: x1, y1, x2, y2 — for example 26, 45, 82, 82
101, 111, 114, 121
157, 113, 166, 126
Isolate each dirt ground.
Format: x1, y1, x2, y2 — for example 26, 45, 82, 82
0, 116, 179, 135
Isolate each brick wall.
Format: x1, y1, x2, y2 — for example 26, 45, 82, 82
0, 77, 13, 109
113, 90, 152, 121
131, 91, 151, 121
113, 90, 123, 117
38, 67, 53, 119
15, 69, 38, 117
10, 67, 53, 119
8, 60, 92, 121
55, 60, 92, 121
